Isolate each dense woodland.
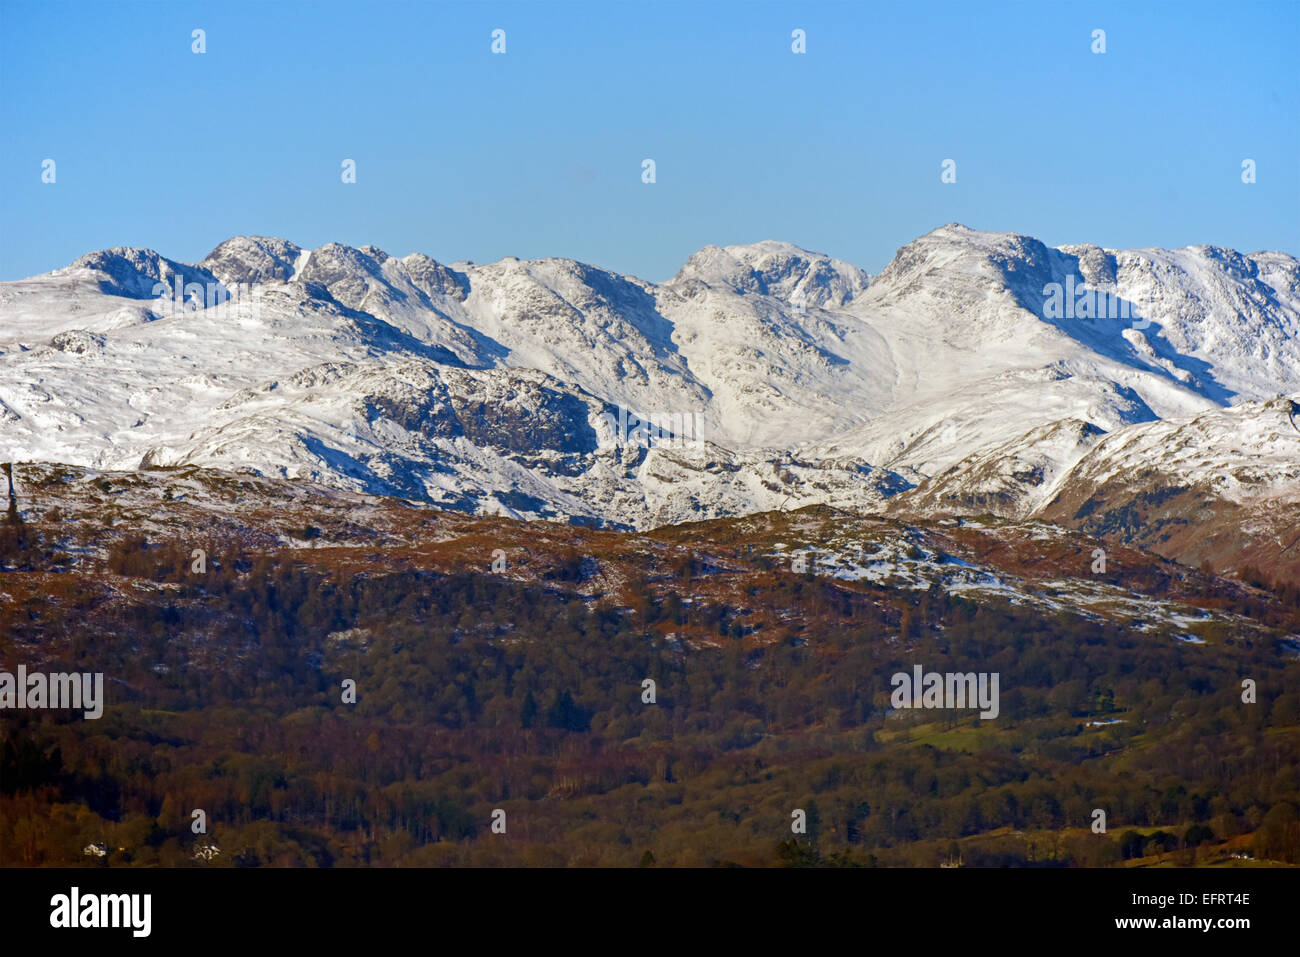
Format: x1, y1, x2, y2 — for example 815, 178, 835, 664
1, 505, 1298, 867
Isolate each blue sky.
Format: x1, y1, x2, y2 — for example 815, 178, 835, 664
1, 0, 1297, 281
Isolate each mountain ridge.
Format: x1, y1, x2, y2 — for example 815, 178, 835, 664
2, 224, 1297, 575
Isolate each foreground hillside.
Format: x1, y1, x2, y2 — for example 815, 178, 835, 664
2, 466, 1297, 866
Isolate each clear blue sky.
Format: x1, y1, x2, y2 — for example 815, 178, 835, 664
2, 0, 1297, 281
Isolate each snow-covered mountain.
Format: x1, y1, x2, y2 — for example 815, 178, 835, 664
1033, 397, 1300, 577
1, 225, 1297, 567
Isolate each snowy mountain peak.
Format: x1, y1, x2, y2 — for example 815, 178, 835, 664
670, 240, 869, 308
62, 247, 221, 300
200, 236, 304, 286
293, 242, 391, 309
868, 225, 1052, 298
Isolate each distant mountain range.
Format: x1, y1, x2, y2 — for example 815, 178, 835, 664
2, 225, 1297, 576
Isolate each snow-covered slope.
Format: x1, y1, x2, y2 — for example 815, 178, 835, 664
888, 417, 1110, 520
1, 226, 1297, 539
1034, 397, 1300, 578
808, 225, 1300, 475
890, 397, 1300, 579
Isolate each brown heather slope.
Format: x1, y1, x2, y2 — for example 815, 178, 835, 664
3, 462, 1294, 655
